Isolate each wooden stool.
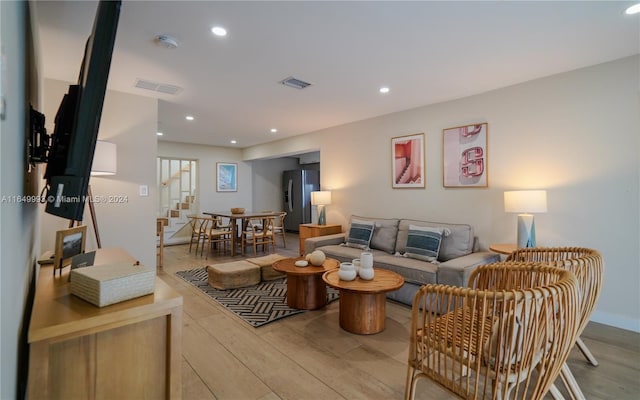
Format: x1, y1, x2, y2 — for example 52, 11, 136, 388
246, 254, 287, 281
207, 261, 260, 289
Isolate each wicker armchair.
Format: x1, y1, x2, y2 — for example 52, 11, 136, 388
405, 262, 580, 400
506, 247, 603, 399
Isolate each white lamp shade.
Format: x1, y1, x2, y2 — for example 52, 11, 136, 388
311, 191, 331, 206
504, 190, 547, 213
91, 140, 117, 175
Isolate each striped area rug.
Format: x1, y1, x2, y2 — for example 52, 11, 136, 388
176, 267, 339, 327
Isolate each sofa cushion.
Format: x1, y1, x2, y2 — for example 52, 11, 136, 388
350, 215, 399, 253
317, 244, 388, 262
404, 225, 447, 262
396, 219, 474, 261
371, 254, 438, 286
345, 219, 375, 249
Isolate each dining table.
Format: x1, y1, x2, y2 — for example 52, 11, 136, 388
203, 210, 284, 256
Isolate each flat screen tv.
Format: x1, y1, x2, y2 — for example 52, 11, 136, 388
44, 0, 121, 221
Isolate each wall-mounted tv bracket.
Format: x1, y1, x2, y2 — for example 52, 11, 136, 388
28, 104, 50, 171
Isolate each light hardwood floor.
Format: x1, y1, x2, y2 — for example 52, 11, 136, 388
157, 233, 640, 400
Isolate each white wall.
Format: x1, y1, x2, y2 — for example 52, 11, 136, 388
251, 157, 300, 212
157, 141, 251, 214
244, 56, 640, 332
40, 79, 158, 268
0, 2, 40, 397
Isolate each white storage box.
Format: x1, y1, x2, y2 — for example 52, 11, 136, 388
70, 262, 155, 307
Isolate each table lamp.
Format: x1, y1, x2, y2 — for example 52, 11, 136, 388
88, 140, 117, 247
311, 191, 331, 225
504, 190, 547, 248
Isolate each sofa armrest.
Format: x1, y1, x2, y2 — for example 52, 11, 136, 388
437, 251, 500, 287
304, 233, 346, 254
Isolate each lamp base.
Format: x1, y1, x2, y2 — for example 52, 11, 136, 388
516, 214, 536, 248
317, 205, 326, 225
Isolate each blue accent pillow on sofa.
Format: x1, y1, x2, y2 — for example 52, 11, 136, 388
404, 225, 448, 262
345, 219, 375, 249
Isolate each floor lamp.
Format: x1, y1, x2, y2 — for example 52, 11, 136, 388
504, 190, 547, 248
86, 140, 117, 248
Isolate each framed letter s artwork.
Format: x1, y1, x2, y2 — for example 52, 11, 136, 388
443, 123, 488, 188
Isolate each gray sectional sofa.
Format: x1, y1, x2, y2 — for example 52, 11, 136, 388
304, 215, 500, 306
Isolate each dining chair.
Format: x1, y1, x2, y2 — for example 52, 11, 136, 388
188, 215, 209, 254
271, 212, 287, 247
241, 217, 276, 255
506, 247, 604, 400
405, 262, 580, 400
156, 217, 168, 267
201, 217, 232, 259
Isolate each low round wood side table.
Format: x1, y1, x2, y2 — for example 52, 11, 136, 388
272, 257, 340, 310
322, 268, 404, 335
489, 243, 517, 255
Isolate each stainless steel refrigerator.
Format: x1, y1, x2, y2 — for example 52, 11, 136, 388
283, 169, 319, 232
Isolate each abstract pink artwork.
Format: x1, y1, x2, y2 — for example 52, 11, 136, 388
392, 133, 425, 188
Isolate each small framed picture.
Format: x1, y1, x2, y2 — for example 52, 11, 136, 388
216, 162, 238, 192
391, 133, 425, 189
54, 225, 87, 275
443, 123, 488, 188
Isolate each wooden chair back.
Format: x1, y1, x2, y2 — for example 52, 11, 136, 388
156, 217, 168, 267
187, 215, 210, 254
201, 217, 232, 259
272, 212, 287, 247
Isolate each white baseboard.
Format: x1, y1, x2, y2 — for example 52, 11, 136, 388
591, 310, 640, 333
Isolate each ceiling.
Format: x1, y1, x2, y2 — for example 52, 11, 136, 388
35, 1, 639, 149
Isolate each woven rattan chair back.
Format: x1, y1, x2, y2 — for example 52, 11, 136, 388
405, 262, 580, 400
505, 247, 603, 338
505, 247, 603, 399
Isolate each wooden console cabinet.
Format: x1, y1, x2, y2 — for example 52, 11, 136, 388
299, 223, 342, 255
28, 248, 183, 399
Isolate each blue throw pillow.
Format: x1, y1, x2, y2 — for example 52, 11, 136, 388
345, 219, 375, 250
404, 225, 447, 262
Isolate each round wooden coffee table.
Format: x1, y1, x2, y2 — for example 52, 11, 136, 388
272, 257, 340, 310
322, 268, 404, 334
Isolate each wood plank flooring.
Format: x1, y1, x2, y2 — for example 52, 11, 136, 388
157, 233, 640, 399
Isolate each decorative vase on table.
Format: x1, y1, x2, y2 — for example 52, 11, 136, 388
338, 262, 357, 281
358, 251, 374, 280
360, 252, 373, 268
358, 264, 374, 280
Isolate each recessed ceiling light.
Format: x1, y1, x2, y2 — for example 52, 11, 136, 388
156, 132, 164, 136
379, 86, 390, 94
230, 140, 237, 144
270, 128, 278, 133
211, 26, 227, 36
185, 115, 194, 121
625, 3, 640, 14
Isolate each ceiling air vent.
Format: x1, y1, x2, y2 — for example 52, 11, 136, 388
134, 79, 183, 95
279, 76, 312, 90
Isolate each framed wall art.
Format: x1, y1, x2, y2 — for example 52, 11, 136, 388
216, 162, 237, 192
443, 123, 488, 188
391, 133, 425, 189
